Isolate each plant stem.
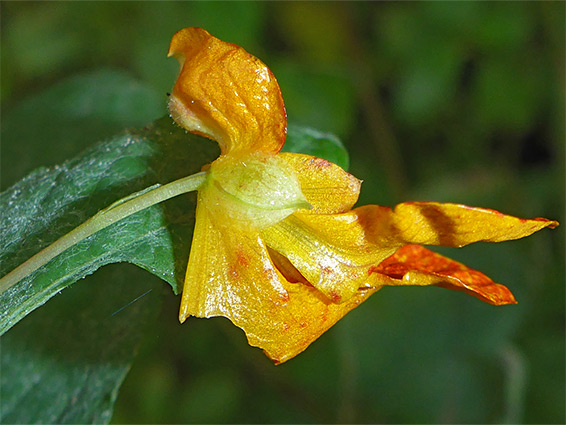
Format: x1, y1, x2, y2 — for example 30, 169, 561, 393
0, 171, 208, 295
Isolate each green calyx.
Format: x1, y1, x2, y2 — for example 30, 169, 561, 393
203, 153, 312, 229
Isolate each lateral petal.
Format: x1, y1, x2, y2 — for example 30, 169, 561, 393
180, 191, 289, 322
262, 203, 556, 304
371, 245, 517, 305
168, 27, 286, 156
180, 191, 380, 364
262, 279, 380, 364
261, 210, 395, 304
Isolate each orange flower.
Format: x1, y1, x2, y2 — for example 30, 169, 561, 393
167, 27, 558, 364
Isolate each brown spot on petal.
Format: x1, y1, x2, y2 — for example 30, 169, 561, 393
309, 157, 333, 169
263, 267, 277, 281
321, 266, 336, 280
229, 265, 239, 279
237, 249, 249, 267
279, 292, 290, 303
321, 308, 329, 323
330, 291, 342, 303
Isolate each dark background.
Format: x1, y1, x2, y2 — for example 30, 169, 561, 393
2, 2, 564, 423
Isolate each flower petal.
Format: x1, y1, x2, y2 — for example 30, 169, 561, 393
279, 152, 361, 214
371, 245, 517, 305
263, 277, 379, 364
180, 191, 379, 364
180, 191, 289, 322
383, 202, 559, 247
261, 210, 395, 303
168, 27, 286, 156
262, 203, 557, 304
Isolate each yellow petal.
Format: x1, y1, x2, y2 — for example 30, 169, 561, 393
180, 191, 289, 322
264, 280, 379, 364
168, 27, 286, 156
279, 152, 361, 214
180, 191, 379, 364
261, 210, 395, 303
383, 202, 559, 247
372, 245, 517, 305
261, 203, 557, 304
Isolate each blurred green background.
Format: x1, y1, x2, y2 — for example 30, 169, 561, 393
1, 2, 564, 423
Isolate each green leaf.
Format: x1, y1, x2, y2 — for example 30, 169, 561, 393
1, 73, 349, 337
0, 116, 218, 335
0, 70, 351, 424
1, 69, 177, 425
1, 264, 162, 424
1, 69, 165, 189
284, 125, 350, 171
